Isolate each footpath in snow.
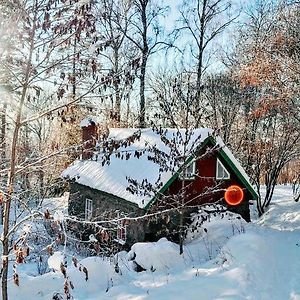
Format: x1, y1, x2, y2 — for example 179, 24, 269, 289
7, 185, 300, 300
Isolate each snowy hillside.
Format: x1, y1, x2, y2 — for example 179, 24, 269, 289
7, 185, 300, 300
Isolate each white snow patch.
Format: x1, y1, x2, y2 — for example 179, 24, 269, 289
53, 210, 64, 222
128, 238, 185, 272
41, 193, 69, 214
80, 116, 99, 128
48, 252, 64, 271
7, 185, 300, 300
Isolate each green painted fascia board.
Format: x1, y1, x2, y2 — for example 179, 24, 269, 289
144, 135, 258, 211
144, 136, 215, 211
144, 172, 180, 210
218, 148, 258, 200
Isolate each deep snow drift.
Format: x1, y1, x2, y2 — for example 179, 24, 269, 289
6, 185, 300, 300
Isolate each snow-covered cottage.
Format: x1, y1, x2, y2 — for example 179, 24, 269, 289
62, 119, 258, 246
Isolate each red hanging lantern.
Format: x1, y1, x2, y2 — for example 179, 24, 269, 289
224, 185, 244, 206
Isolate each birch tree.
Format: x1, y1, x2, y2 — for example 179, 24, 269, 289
95, 0, 138, 126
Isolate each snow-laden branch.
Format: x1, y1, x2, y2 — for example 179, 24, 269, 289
4, 211, 44, 241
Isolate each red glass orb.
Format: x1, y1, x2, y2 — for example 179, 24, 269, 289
224, 185, 244, 206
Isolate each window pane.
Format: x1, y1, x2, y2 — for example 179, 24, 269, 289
180, 160, 196, 180
186, 163, 194, 175
217, 163, 222, 178
216, 159, 230, 179
85, 199, 93, 220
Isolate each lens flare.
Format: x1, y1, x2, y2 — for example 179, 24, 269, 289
224, 185, 244, 206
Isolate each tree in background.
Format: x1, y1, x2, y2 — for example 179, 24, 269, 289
203, 73, 244, 144
118, 0, 170, 128
95, 0, 138, 127
150, 69, 199, 127
0, 0, 110, 297
176, 0, 238, 125
231, 0, 300, 215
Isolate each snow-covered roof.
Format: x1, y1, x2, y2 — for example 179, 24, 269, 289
62, 128, 256, 208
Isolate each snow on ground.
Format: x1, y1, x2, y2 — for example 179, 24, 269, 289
6, 185, 300, 299
41, 192, 69, 215
257, 185, 300, 230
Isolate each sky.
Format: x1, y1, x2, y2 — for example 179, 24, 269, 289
149, 0, 253, 74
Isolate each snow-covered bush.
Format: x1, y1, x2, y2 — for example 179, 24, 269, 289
184, 204, 247, 263
127, 238, 185, 272
186, 204, 246, 242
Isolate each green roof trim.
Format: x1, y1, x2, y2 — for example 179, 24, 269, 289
144, 148, 197, 210
218, 148, 258, 200
144, 136, 213, 210
144, 135, 258, 211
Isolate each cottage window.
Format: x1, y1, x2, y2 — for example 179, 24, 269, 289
216, 158, 230, 180
180, 160, 196, 180
85, 198, 93, 220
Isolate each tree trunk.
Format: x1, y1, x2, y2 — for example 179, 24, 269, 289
72, 36, 77, 98
257, 196, 264, 217
1, 3, 36, 298
139, 1, 148, 128
2, 122, 22, 300
195, 0, 207, 119
179, 139, 188, 255
179, 177, 185, 255
113, 46, 121, 126
139, 56, 147, 128
0, 102, 7, 225
179, 210, 184, 255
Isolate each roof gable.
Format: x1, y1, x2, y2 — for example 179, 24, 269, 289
144, 135, 258, 210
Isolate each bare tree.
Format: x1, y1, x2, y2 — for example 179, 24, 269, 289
148, 71, 231, 253
118, 0, 170, 128
0, 0, 109, 297
150, 69, 199, 127
95, 0, 138, 126
203, 73, 244, 143
231, 0, 300, 215
176, 0, 238, 123
250, 117, 300, 216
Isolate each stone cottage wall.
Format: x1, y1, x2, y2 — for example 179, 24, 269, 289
68, 182, 146, 245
